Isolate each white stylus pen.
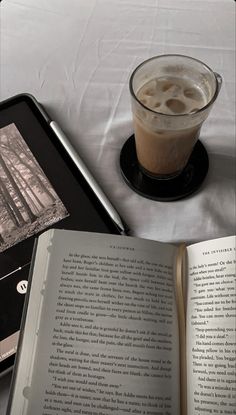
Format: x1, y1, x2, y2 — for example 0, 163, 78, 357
49, 120, 129, 235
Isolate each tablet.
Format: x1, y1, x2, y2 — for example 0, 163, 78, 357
0, 94, 125, 375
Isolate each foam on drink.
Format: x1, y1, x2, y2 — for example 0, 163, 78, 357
137, 76, 207, 115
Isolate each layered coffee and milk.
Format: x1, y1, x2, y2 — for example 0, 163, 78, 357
133, 76, 208, 177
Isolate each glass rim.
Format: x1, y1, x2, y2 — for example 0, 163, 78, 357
129, 54, 221, 117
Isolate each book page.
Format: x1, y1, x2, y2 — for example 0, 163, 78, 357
11, 230, 180, 415
186, 236, 236, 415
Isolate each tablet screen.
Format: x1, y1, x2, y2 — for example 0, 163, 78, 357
0, 122, 69, 254
0, 94, 120, 373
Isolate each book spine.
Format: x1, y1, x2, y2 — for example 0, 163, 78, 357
175, 244, 187, 415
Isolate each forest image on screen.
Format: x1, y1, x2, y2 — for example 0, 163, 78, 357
0, 123, 68, 253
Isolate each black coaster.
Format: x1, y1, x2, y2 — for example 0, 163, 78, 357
120, 135, 209, 201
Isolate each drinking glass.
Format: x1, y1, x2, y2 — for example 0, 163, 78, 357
130, 55, 222, 179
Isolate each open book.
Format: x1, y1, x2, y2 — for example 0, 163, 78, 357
7, 230, 236, 415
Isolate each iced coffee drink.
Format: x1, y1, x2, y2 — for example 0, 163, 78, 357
130, 55, 221, 178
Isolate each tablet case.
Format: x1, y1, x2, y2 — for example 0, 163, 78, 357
0, 94, 123, 375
